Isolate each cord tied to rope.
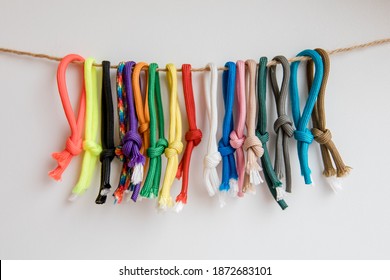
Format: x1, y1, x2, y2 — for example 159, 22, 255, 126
290, 49, 324, 185
257, 57, 287, 210
307, 48, 351, 191
269, 55, 294, 192
48, 54, 85, 182
71, 57, 101, 200
140, 63, 167, 199
175, 64, 203, 212
159, 63, 183, 210
218, 61, 238, 195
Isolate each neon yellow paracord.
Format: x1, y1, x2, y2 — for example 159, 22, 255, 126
71, 57, 102, 199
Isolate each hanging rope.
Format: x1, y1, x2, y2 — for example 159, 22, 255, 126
203, 63, 222, 197
229, 60, 246, 197
243, 59, 264, 194
307, 48, 351, 191
290, 49, 324, 185
140, 63, 168, 199
95, 60, 115, 204
159, 63, 183, 210
257, 57, 287, 209
218, 62, 238, 194
71, 57, 102, 200
269, 55, 294, 193
175, 64, 202, 212
48, 54, 85, 181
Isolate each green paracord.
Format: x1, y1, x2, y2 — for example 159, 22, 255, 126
256, 57, 288, 210
140, 63, 168, 198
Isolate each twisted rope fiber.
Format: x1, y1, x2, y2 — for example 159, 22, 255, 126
269, 56, 294, 193
2, 37, 390, 70
257, 57, 287, 210
306, 49, 351, 181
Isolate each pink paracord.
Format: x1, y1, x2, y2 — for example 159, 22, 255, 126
229, 60, 246, 197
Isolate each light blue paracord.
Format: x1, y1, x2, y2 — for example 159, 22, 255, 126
290, 49, 324, 185
218, 62, 238, 191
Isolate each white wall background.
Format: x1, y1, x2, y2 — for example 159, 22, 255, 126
1, 0, 390, 260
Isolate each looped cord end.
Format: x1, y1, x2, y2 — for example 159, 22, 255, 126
131, 163, 144, 185
158, 195, 174, 210
326, 176, 343, 193
229, 178, 238, 197
276, 187, 286, 201
95, 185, 111, 204
337, 166, 352, 178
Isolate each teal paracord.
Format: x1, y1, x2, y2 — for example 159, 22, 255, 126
256, 57, 287, 210
290, 49, 324, 185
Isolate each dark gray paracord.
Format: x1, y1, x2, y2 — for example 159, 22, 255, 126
269, 56, 294, 193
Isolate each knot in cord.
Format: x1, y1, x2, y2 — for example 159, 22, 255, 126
312, 128, 332, 145
255, 130, 269, 145
185, 129, 202, 147
164, 140, 183, 158
229, 130, 245, 149
294, 128, 314, 144
147, 138, 168, 159
274, 114, 294, 137
138, 121, 149, 135
83, 140, 102, 156
218, 140, 235, 157
243, 135, 264, 158
65, 137, 83, 156
99, 148, 115, 162
122, 131, 142, 157
204, 152, 222, 168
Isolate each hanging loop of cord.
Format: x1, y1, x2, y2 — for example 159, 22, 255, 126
48, 54, 86, 181
290, 49, 324, 185
218, 62, 238, 193
124, 61, 145, 202
257, 57, 288, 210
229, 60, 246, 197
95, 61, 115, 204
174, 64, 202, 211
307, 48, 351, 191
71, 57, 102, 199
243, 59, 264, 194
132, 62, 150, 178
203, 63, 222, 197
140, 63, 168, 199
159, 63, 183, 210
113, 62, 132, 203
269, 55, 294, 193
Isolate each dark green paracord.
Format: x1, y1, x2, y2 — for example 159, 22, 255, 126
140, 63, 168, 198
256, 57, 288, 210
